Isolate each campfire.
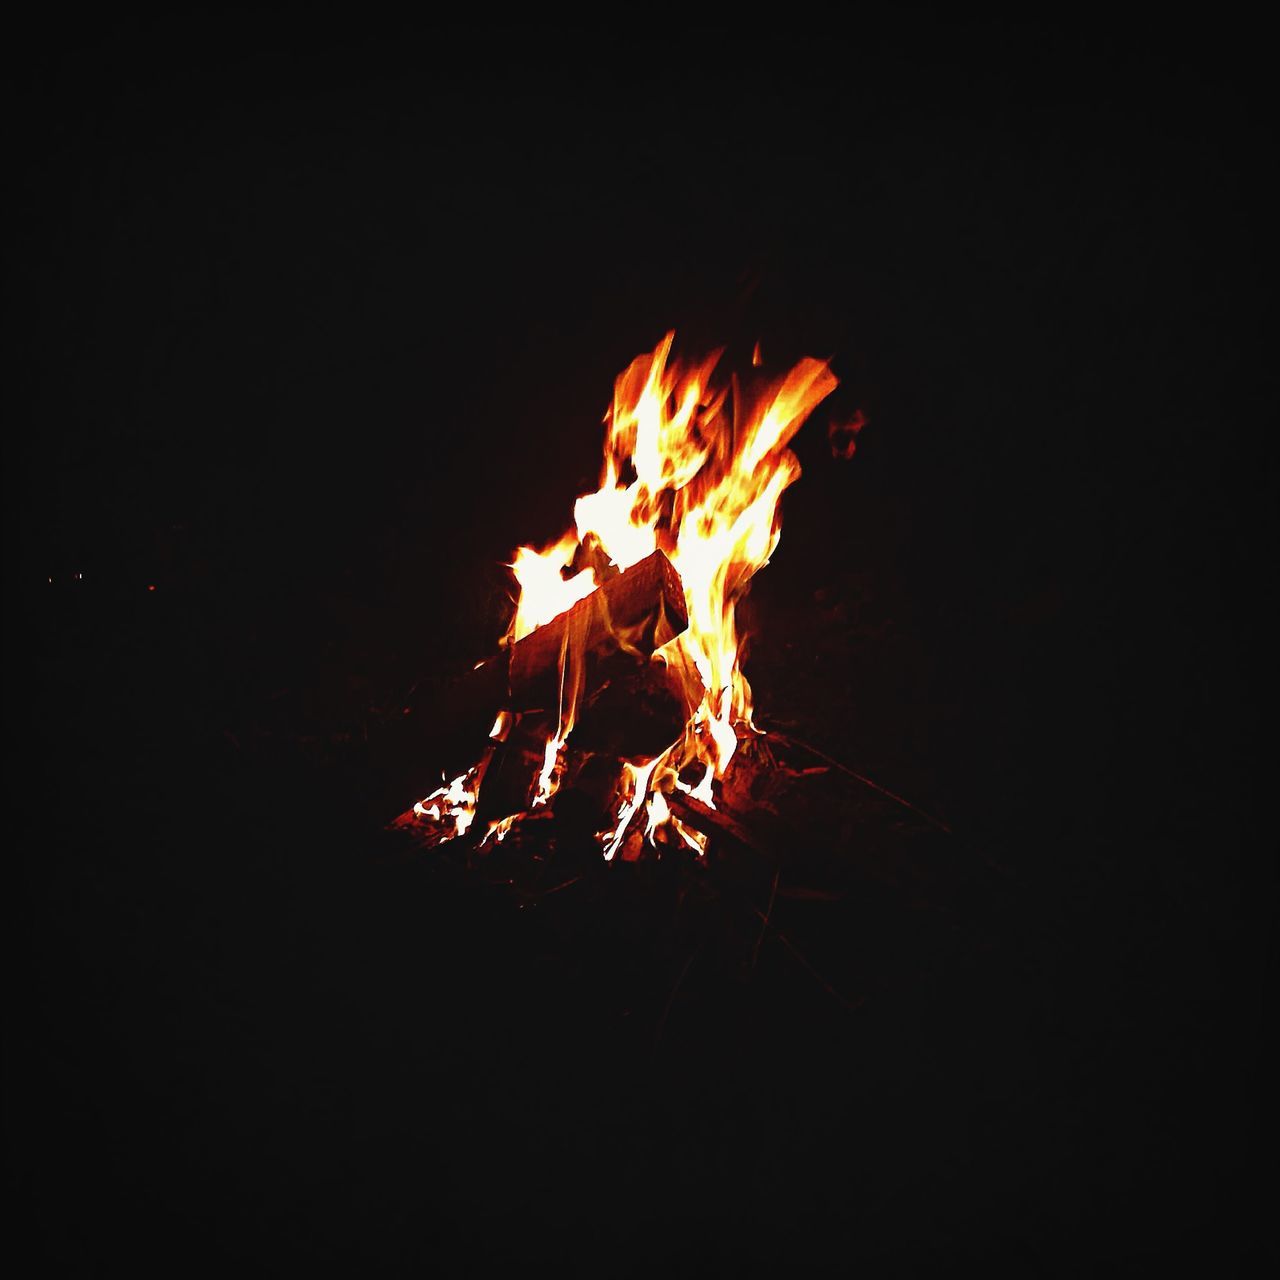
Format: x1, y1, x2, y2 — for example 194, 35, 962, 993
394, 332, 842, 860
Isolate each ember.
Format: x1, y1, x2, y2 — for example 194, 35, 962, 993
397, 333, 838, 857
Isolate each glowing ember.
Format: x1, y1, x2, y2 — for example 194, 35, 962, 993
407, 332, 837, 858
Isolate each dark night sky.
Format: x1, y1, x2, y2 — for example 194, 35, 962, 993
7, 17, 1274, 1273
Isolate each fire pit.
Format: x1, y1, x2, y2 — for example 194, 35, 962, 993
391, 332, 847, 862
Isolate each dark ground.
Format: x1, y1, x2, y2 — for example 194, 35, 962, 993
6, 18, 1274, 1274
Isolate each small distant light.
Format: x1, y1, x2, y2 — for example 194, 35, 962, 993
73, 572, 83, 581
47, 577, 53, 583
147, 585, 157, 592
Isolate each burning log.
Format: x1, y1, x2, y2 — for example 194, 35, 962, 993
507, 549, 688, 712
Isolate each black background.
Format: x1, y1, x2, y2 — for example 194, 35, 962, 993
7, 17, 1273, 1273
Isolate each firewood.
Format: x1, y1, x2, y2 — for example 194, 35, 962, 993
665, 788, 776, 866
508, 549, 688, 711
392, 551, 689, 825
472, 711, 555, 829
569, 656, 687, 760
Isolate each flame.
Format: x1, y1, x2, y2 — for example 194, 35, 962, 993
411, 764, 482, 840
409, 332, 837, 856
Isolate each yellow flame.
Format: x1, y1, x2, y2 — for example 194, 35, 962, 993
602, 756, 664, 860
532, 735, 565, 808
412, 764, 482, 839
413, 332, 836, 855
566, 336, 834, 843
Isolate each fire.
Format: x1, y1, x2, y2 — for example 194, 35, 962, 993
409, 332, 837, 857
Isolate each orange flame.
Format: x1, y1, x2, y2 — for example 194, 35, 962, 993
412, 332, 837, 856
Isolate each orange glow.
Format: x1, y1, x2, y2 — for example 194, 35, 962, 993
828, 408, 867, 460
409, 332, 837, 856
